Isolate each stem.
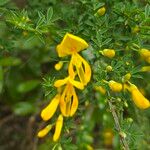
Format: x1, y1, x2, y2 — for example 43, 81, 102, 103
107, 99, 129, 150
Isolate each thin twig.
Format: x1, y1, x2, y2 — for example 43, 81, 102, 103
107, 99, 129, 150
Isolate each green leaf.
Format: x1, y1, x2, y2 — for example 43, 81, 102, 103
47, 7, 53, 23
145, 4, 150, 19
0, 57, 21, 66
13, 102, 36, 116
0, 66, 3, 93
0, 0, 10, 6
17, 80, 40, 93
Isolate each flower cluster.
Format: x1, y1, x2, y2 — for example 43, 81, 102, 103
38, 33, 91, 141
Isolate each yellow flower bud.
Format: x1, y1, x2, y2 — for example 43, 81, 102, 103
128, 84, 150, 109
141, 66, 150, 72
54, 61, 63, 71
140, 49, 150, 59
97, 7, 106, 16
132, 26, 140, 33
37, 124, 52, 138
103, 128, 114, 146
119, 131, 127, 139
94, 85, 106, 95
108, 80, 122, 92
123, 73, 131, 81
106, 65, 113, 72
53, 114, 63, 142
86, 145, 94, 150
101, 49, 115, 58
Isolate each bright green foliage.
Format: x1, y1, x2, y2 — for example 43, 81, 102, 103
0, 0, 150, 150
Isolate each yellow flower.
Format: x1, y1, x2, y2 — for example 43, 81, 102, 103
127, 84, 150, 109
108, 80, 122, 92
37, 124, 53, 138
41, 94, 60, 121
56, 33, 89, 57
141, 66, 150, 72
54, 77, 80, 117
100, 49, 115, 58
97, 6, 106, 16
103, 128, 114, 146
60, 82, 78, 117
69, 53, 91, 86
54, 61, 63, 71
53, 114, 63, 142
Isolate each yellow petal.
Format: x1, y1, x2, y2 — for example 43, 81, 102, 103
54, 77, 69, 87
59, 85, 68, 117
41, 95, 60, 121
53, 114, 63, 142
56, 33, 89, 57
59, 83, 79, 117
130, 85, 150, 109
70, 86, 78, 116
69, 77, 84, 90
37, 124, 52, 138
69, 53, 91, 86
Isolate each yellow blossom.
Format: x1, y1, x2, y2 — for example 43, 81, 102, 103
56, 33, 89, 57
53, 114, 63, 142
69, 53, 91, 86
37, 124, 53, 138
97, 6, 106, 16
41, 94, 60, 121
108, 80, 122, 92
126, 84, 150, 109
54, 61, 63, 71
100, 49, 115, 58
59, 83, 78, 117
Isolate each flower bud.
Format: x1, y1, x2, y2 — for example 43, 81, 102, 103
132, 26, 140, 33
54, 61, 63, 71
97, 7, 106, 16
140, 49, 150, 59
101, 49, 115, 58
106, 65, 113, 72
108, 80, 123, 92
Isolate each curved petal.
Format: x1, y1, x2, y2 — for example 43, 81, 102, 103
41, 95, 60, 121
37, 124, 52, 138
53, 114, 63, 142
54, 77, 69, 88
69, 78, 84, 90
70, 87, 78, 116
56, 33, 89, 57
